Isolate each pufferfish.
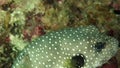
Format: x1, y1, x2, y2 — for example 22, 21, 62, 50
12, 25, 119, 68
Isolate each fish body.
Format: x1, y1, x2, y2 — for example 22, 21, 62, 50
12, 25, 119, 68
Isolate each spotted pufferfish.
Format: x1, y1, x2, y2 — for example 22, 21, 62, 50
12, 25, 119, 68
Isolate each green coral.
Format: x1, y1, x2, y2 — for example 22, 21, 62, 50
10, 9, 25, 26
14, 0, 40, 12
10, 34, 28, 50
41, 4, 70, 28
0, 10, 7, 32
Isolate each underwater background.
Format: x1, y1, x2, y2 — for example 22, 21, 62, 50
0, 0, 120, 68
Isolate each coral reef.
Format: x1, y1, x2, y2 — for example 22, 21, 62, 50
0, 0, 120, 68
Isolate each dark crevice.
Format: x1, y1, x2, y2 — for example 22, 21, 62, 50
114, 10, 120, 14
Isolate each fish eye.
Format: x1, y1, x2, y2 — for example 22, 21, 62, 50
95, 42, 106, 52
71, 54, 85, 68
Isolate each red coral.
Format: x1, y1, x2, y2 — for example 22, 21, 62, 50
31, 25, 45, 38
23, 25, 45, 41
0, 0, 8, 5
112, 3, 120, 10
109, 0, 120, 10
5, 36, 10, 43
23, 30, 32, 41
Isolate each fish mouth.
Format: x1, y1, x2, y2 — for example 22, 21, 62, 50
71, 53, 86, 68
